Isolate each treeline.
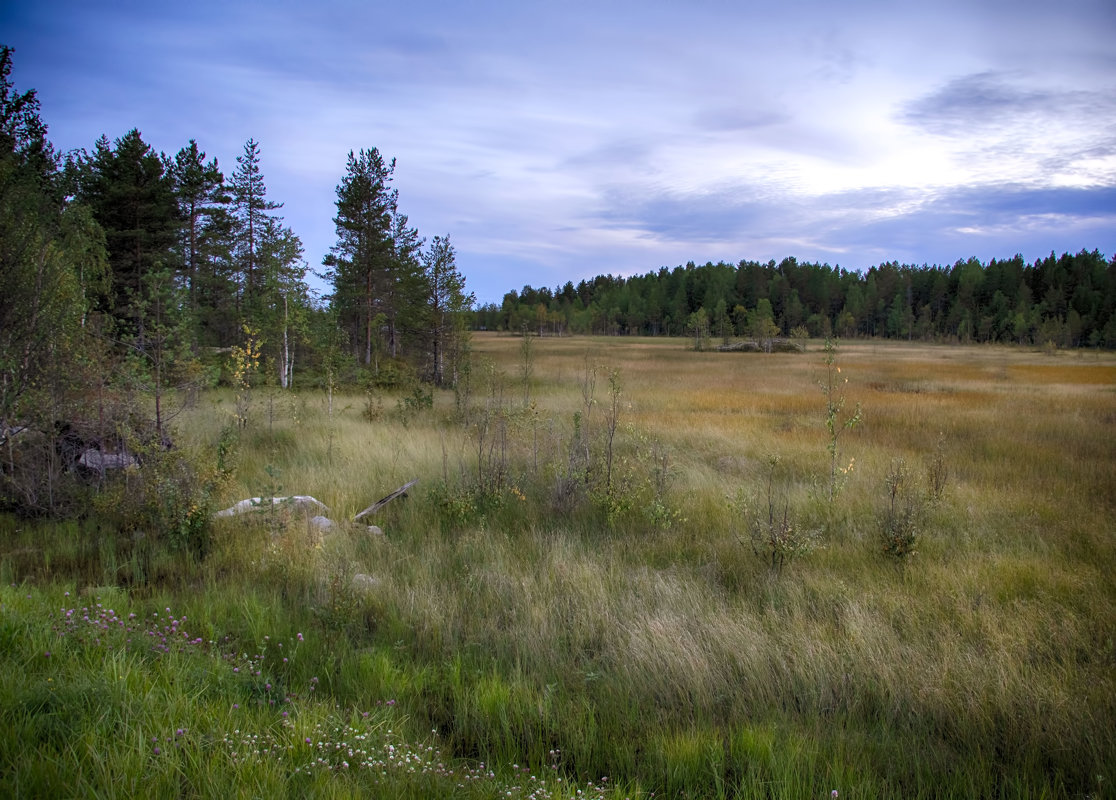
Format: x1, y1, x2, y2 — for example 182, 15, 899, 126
476, 252, 1116, 348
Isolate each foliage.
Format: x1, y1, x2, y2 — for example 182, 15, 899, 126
322, 148, 405, 368
878, 458, 920, 561
474, 251, 1116, 349
229, 324, 261, 429
229, 137, 283, 307
424, 234, 474, 386
91, 425, 233, 564
736, 454, 819, 573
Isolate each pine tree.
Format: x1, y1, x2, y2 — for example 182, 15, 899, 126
72, 128, 179, 341
229, 138, 281, 315
323, 148, 397, 366
169, 139, 234, 344
385, 206, 426, 359
423, 234, 473, 386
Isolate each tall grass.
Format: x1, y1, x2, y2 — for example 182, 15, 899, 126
2, 335, 1114, 798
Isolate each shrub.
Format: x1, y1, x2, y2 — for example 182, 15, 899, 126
737, 455, 818, 573
878, 458, 921, 561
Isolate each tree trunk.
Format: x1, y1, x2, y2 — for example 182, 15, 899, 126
280, 294, 290, 389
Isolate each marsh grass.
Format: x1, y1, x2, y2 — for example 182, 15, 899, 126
2, 335, 1114, 798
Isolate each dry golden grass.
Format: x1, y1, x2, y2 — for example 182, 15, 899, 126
174, 334, 1115, 797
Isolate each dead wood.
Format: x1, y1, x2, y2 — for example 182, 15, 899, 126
353, 479, 418, 521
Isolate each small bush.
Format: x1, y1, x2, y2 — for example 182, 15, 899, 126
879, 458, 921, 561
737, 455, 818, 573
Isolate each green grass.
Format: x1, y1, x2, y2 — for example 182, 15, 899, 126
2, 335, 1115, 798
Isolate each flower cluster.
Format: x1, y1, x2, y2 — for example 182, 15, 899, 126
53, 602, 207, 656
220, 715, 610, 798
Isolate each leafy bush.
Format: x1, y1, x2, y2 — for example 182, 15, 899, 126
93, 426, 235, 565
878, 458, 921, 561
737, 455, 818, 573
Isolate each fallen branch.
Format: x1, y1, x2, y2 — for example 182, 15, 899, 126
353, 479, 418, 521
214, 495, 329, 519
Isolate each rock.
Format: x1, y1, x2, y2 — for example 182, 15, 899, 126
214, 495, 329, 518
78, 448, 139, 471
309, 515, 334, 532
366, 525, 384, 536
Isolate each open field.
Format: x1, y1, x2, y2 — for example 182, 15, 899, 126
3, 335, 1115, 798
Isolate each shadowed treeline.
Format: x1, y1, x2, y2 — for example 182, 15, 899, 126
477, 251, 1116, 347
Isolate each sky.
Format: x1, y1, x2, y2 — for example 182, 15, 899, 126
3, 0, 1115, 304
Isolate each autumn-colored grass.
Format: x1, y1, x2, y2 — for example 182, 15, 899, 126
2, 334, 1114, 798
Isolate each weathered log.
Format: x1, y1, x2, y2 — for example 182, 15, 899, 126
353, 479, 418, 521
214, 495, 329, 518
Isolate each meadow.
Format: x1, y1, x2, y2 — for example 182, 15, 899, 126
2, 335, 1114, 798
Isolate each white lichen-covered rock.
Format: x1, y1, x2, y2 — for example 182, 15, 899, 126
78, 449, 139, 471
309, 515, 334, 532
214, 495, 329, 518
366, 525, 384, 536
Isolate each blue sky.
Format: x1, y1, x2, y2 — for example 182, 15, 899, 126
4, 0, 1115, 304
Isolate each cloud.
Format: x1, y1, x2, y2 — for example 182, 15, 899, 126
900, 71, 1107, 135
692, 107, 790, 134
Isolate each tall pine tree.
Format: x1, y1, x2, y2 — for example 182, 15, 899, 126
229, 138, 281, 318
72, 129, 179, 341
323, 148, 397, 367
169, 139, 234, 345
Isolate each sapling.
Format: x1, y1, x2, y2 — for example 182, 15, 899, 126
819, 338, 861, 502
925, 431, 949, 503
604, 368, 622, 497
519, 325, 534, 408
229, 324, 261, 431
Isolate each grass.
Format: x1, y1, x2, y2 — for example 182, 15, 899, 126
2, 334, 1115, 798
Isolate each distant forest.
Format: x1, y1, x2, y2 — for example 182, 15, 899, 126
475, 251, 1116, 348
